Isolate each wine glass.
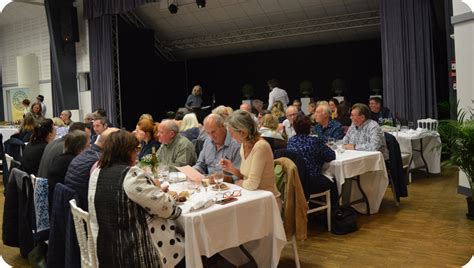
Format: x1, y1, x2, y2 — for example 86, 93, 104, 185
213, 169, 224, 193
158, 164, 169, 183
327, 137, 335, 149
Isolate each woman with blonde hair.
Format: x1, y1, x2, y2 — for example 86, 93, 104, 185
179, 113, 200, 141
271, 100, 286, 123
185, 85, 203, 110
259, 114, 284, 140
220, 110, 281, 208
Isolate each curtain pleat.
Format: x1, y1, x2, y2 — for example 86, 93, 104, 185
89, 15, 117, 127
84, 0, 155, 20
381, 0, 438, 123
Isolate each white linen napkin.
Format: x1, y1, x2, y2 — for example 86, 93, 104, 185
187, 193, 214, 211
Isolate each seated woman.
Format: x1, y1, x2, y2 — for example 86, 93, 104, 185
47, 130, 89, 207
88, 130, 184, 267
134, 118, 160, 161
220, 110, 281, 209
259, 114, 284, 140
18, 113, 35, 142
179, 113, 200, 141
271, 100, 286, 123
286, 114, 338, 208
21, 118, 56, 175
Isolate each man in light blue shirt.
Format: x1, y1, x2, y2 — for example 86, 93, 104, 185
193, 114, 241, 182
343, 103, 389, 160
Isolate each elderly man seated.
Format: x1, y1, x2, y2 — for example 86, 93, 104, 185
282, 105, 298, 139
193, 114, 241, 182
313, 104, 344, 142
156, 119, 197, 169
343, 103, 389, 159
60, 110, 74, 126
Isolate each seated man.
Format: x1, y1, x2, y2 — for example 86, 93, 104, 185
63, 127, 120, 211
343, 103, 389, 160
156, 119, 197, 169
282, 105, 298, 139
369, 97, 393, 124
193, 114, 241, 182
313, 104, 344, 142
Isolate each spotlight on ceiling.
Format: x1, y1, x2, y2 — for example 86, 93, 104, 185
196, 0, 205, 8
168, 0, 178, 14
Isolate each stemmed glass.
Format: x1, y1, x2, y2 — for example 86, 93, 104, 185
157, 164, 169, 184
327, 137, 336, 150
213, 169, 224, 193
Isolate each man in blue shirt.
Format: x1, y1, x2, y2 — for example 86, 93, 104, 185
313, 104, 344, 142
193, 114, 241, 183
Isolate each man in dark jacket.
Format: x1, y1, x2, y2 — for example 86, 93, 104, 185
63, 128, 118, 211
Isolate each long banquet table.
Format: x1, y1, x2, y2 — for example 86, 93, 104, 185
0, 127, 19, 143
322, 150, 389, 214
169, 182, 286, 268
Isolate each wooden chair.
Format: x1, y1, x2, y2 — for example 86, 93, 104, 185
307, 190, 331, 232
69, 199, 97, 268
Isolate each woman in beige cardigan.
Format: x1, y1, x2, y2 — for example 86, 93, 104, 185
220, 109, 281, 208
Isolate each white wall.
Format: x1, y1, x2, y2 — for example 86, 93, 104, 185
0, 15, 52, 118
452, 0, 474, 195
0, 1, 92, 122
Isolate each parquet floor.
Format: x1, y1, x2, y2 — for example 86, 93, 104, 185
1, 167, 473, 267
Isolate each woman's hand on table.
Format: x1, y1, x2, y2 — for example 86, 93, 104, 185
343, 144, 355, 150
235, 179, 243, 187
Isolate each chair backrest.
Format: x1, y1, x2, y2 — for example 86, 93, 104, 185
274, 149, 311, 200
5, 153, 13, 171
69, 199, 97, 268
262, 136, 287, 152
274, 157, 308, 241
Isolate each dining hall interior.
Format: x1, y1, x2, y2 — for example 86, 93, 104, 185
0, 0, 473, 267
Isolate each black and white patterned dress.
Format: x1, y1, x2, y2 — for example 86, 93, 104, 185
89, 164, 185, 267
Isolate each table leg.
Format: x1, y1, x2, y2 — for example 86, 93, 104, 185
410, 139, 430, 177
343, 176, 371, 215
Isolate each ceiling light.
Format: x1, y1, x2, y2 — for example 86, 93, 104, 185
168, 0, 178, 14
196, 0, 205, 8
0, 0, 12, 13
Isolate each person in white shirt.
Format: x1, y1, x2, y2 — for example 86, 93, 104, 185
282, 105, 298, 139
267, 79, 289, 110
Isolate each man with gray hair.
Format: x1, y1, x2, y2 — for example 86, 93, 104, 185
193, 114, 241, 182
282, 105, 298, 139
156, 119, 197, 169
313, 104, 344, 142
343, 103, 388, 159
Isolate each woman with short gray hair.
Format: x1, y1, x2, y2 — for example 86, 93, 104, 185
221, 110, 281, 208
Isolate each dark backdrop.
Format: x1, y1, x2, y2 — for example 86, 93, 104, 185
186, 40, 382, 109
119, 35, 383, 130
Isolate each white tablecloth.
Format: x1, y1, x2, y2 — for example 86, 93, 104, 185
0, 127, 19, 143
389, 130, 441, 174
170, 182, 286, 268
322, 150, 388, 214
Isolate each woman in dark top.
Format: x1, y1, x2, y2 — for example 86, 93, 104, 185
47, 130, 89, 207
21, 118, 55, 176
185, 85, 203, 110
17, 114, 35, 142
287, 114, 339, 208
26, 102, 45, 124
134, 118, 160, 160
179, 113, 201, 141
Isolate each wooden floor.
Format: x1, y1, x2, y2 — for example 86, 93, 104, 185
1, 167, 473, 267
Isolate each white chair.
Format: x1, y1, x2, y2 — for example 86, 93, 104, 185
307, 190, 331, 232
5, 153, 13, 172
0, 256, 12, 267
287, 235, 300, 268
69, 199, 97, 268
401, 152, 412, 183
417, 118, 438, 131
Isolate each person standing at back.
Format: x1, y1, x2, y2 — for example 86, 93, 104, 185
36, 95, 47, 117
267, 79, 289, 110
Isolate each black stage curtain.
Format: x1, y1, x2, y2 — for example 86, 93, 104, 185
88, 15, 118, 127
84, 0, 155, 19
380, 0, 438, 122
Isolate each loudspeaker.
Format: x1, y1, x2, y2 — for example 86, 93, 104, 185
60, 6, 79, 43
